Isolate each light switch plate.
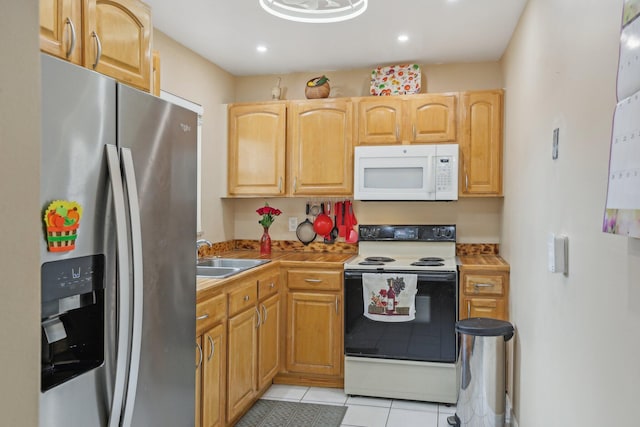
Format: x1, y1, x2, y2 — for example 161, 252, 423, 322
548, 233, 568, 274
288, 217, 298, 232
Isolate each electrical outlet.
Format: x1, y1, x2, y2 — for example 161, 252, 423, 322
288, 217, 298, 232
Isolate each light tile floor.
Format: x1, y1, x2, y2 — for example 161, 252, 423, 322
261, 384, 457, 427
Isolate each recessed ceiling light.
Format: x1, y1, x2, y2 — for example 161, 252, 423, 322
397, 34, 409, 42
257, 45, 268, 53
258, 0, 368, 24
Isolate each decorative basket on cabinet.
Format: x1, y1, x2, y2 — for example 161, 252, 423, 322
305, 75, 330, 99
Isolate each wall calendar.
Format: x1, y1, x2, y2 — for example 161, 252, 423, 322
603, 0, 640, 238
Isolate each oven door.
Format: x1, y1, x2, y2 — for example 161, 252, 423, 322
344, 269, 458, 363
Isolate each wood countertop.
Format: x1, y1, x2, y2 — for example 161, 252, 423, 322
458, 255, 510, 271
196, 250, 356, 299
197, 250, 510, 299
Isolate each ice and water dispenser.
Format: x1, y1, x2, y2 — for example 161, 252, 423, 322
41, 255, 105, 391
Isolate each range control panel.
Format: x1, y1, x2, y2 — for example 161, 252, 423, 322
358, 225, 456, 242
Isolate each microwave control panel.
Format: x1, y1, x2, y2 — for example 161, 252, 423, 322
436, 156, 454, 193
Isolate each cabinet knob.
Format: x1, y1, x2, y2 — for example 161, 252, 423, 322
243, 295, 250, 301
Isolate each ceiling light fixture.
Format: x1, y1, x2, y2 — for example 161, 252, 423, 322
258, 0, 368, 24
257, 45, 268, 52
397, 34, 409, 42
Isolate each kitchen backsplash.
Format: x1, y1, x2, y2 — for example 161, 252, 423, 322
228, 198, 504, 245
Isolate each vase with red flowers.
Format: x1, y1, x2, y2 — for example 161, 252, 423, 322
256, 203, 281, 255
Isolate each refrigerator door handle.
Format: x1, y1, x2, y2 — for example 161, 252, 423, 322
105, 144, 132, 427
120, 147, 145, 427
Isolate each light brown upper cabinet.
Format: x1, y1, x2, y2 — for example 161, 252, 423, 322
288, 99, 353, 196
84, 0, 151, 91
39, 0, 152, 92
40, 0, 84, 66
356, 94, 457, 145
459, 90, 504, 196
227, 102, 287, 196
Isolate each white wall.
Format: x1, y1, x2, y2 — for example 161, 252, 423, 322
235, 62, 503, 102
501, 0, 640, 425
0, 1, 41, 425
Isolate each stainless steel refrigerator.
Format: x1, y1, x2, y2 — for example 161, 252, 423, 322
39, 54, 197, 427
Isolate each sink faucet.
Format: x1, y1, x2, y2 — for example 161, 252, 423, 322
196, 239, 213, 259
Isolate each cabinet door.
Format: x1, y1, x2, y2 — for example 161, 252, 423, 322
407, 94, 457, 143
39, 0, 83, 65
258, 293, 280, 390
357, 98, 403, 145
202, 324, 225, 427
288, 100, 353, 195
461, 297, 507, 321
84, 0, 151, 91
228, 103, 287, 196
227, 307, 258, 423
459, 90, 503, 196
195, 336, 203, 427
286, 291, 342, 376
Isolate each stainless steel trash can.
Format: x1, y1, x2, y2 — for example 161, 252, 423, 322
447, 318, 514, 427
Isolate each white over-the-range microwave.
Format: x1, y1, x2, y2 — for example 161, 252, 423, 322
354, 144, 459, 201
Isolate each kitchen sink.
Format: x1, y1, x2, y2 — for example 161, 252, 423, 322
196, 258, 270, 278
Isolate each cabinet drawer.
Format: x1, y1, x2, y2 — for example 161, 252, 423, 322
228, 280, 258, 316
463, 274, 505, 296
258, 272, 280, 300
287, 269, 342, 291
196, 293, 226, 335
461, 297, 507, 321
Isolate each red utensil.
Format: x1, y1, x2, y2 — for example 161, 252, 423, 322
337, 201, 346, 238
346, 200, 358, 243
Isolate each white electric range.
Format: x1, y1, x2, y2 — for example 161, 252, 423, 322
343, 224, 460, 404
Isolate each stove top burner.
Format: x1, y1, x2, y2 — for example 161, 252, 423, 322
419, 257, 445, 262
365, 256, 395, 263
358, 261, 385, 266
410, 261, 445, 267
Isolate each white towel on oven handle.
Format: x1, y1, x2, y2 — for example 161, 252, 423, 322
362, 273, 418, 322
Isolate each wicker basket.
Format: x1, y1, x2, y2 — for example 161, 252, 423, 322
305, 77, 330, 99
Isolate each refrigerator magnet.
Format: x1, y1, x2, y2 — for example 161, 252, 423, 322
44, 200, 83, 252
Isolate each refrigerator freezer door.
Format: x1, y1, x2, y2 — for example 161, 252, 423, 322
40, 56, 117, 426
117, 84, 198, 426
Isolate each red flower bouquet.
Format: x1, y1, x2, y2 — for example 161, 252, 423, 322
256, 203, 282, 228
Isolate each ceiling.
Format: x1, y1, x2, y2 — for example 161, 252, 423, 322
146, 0, 528, 77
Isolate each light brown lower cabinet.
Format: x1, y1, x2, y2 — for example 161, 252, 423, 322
226, 266, 281, 425
258, 293, 281, 389
197, 263, 343, 426
195, 291, 227, 427
277, 268, 343, 386
227, 305, 259, 423
200, 324, 225, 427
459, 269, 509, 321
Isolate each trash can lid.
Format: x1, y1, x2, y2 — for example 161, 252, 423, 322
456, 317, 514, 338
